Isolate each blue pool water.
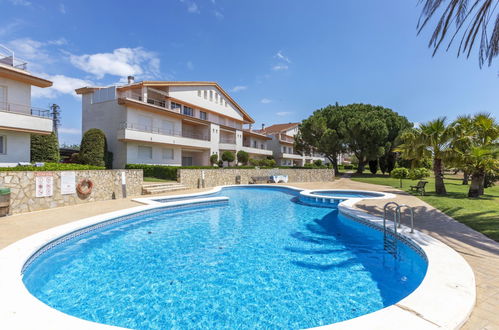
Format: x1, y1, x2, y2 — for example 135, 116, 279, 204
23, 187, 427, 329
310, 190, 384, 199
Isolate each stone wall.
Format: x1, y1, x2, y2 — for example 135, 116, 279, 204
178, 168, 335, 188
0, 170, 142, 215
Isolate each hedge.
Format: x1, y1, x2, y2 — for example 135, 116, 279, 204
0, 163, 105, 172
126, 164, 334, 180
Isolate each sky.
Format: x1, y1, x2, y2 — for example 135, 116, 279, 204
1, 0, 498, 145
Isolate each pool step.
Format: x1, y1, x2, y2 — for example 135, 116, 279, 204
141, 182, 188, 195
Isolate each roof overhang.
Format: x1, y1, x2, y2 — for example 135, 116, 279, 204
0, 64, 52, 88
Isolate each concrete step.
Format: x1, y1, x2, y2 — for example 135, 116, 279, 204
141, 182, 187, 195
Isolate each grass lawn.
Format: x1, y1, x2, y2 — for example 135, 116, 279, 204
143, 177, 176, 183
351, 173, 499, 242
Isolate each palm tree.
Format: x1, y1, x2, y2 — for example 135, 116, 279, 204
397, 118, 453, 195
452, 113, 499, 197
418, 0, 499, 67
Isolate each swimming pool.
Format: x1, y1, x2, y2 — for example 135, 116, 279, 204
309, 190, 385, 199
22, 186, 428, 329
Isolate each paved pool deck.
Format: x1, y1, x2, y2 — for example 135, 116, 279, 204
0, 179, 498, 329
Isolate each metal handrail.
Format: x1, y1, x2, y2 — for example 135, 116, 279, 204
383, 202, 400, 236
396, 204, 415, 233
0, 102, 51, 118
120, 122, 210, 141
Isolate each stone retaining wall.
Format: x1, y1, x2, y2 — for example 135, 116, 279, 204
0, 170, 143, 215
178, 168, 335, 188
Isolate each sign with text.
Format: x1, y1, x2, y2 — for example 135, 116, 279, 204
35, 172, 53, 198
60, 171, 76, 195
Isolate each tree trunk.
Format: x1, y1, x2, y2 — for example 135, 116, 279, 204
462, 171, 469, 185
327, 155, 339, 176
356, 161, 365, 174
468, 171, 485, 197
433, 158, 446, 195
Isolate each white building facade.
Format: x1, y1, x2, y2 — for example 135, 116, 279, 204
76, 81, 271, 168
257, 123, 327, 166
0, 46, 53, 167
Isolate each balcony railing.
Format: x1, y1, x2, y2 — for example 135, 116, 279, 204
219, 136, 236, 144
243, 142, 268, 150
279, 134, 294, 143
0, 44, 28, 70
120, 122, 210, 141
0, 102, 51, 118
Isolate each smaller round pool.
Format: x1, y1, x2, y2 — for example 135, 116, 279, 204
310, 190, 385, 199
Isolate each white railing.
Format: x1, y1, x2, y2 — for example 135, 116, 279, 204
120, 122, 210, 141
0, 102, 50, 118
243, 142, 268, 150
0, 44, 28, 70
219, 136, 236, 144
279, 134, 294, 143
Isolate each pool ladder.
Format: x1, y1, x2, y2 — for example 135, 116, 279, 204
383, 202, 415, 236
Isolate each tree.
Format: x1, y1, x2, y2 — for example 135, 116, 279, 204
31, 132, 60, 162
221, 151, 235, 166
368, 160, 378, 174
79, 129, 108, 167
210, 154, 218, 166
418, 0, 499, 67
236, 150, 249, 165
397, 118, 453, 195
451, 113, 499, 197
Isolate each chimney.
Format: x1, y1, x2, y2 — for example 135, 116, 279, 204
127, 76, 135, 84
261, 123, 265, 131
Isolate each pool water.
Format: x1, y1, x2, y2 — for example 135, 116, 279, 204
310, 190, 384, 199
23, 187, 427, 329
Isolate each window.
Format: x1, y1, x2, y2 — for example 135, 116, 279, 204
183, 106, 193, 116
209, 90, 213, 101
261, 143, 264, 149
224, 100, 228, 107
282, 146, 286, 153
161, 120, 174, 135
253, 140, 257, 148
0, 86, 6, 107
199, 111, 207, 120
138, 146, 152, 160
162, 148, 174, 160
215, 93, 219, 102
203, 90, 207, 99
0, 136, 5, 154
171, 102, 182, 110
138, 115, 153, 131
197, 90, 201, 97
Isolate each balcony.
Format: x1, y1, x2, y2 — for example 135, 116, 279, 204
241, 143, 273, 156
120, 122, 209, 141
219, 136, 236, 144
278, 134, 294, 143
0, 45, 27, 70
0, 102, 52, 133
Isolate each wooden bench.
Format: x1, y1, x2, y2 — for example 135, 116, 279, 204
250, 176, 270, 184
410, 181, 428, 196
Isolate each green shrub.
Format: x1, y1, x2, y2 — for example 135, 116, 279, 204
391, 167, 409, 187
408, 168, 430, 180
209, 154, 218, 166
0, 163, 104, 171
313, 159, 322, 167
248, 158, 259, 166
125, 164, 178, 180
31, 132, 60, 162
237, 150, 249, 165
221, 151, 235, 165
79, 129, 108, 167
343, 164, 354, 170
368, 160, 378, 174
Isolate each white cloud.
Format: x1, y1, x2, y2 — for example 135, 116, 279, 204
272, 65, 289, 71
0, 19, 23, 36
260, 98, 272, 104
59, 127, 81, 135
275, 51, 291, 63
214, 10, 224, 19
276, 111, 292, 116
187, 2, 200, 13
231, 85, 247, 92
7, 38, 67, 68
32, 74, 92, 99
186, 61, 194, 70
70, 47, 160, 79
8, 0, 31, 6
59, 3, 66, 14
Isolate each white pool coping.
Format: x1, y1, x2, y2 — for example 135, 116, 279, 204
0, 185, 475, 330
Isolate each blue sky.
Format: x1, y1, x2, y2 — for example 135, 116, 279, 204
1, 0, 498, 145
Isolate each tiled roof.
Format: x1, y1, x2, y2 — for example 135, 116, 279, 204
257, 122, 300, 134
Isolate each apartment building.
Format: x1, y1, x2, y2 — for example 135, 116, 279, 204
0, 45, 53, 167
76, 79, 272, 168
256, 123, 326, 166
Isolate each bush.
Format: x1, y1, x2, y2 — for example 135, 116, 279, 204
237, 150, 249, 165
79, 129, 108, 167
408, 168, 430, 180
209, 154, 218, 166
368, 159, 378, 175
221, 151, 235, 165
343, 164, 354, 170
31, 132, 60, 162
391, 167, 409, 188
313, 159, 322, 167
0, 163, 104, 171
126, 164, 178, 180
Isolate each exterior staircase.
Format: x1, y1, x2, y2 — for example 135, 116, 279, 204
141, 182, 188, 195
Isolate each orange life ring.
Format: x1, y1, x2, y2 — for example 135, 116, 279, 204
76, 179, 94, 195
